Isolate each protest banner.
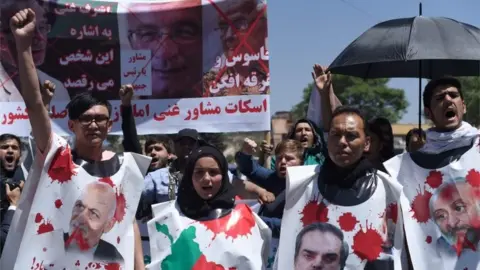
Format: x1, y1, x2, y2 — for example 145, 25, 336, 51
0, 0, 270, 136
0, 134, 151, 269
274, 165, 404, 270
146, 201, 271, 269
384, 136, 480, 270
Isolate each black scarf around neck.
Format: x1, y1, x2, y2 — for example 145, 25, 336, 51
320, 157, 375, 189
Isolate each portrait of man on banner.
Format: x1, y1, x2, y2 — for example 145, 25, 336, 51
429, 178, 480, 257
124, 0, 203, 99
294, 222, 349, 270
65, 181, 124, 263
0, 0, 69, 102
205, 0, 269, 97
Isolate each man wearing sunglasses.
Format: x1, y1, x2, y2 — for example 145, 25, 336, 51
0, 0, 69, 102
126, 0, 203, 99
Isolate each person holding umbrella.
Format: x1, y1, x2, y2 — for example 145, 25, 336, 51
384, 77, 480, 270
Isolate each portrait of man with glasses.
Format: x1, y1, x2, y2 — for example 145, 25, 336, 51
0, 0, 69, 102
125, 0, 203, 99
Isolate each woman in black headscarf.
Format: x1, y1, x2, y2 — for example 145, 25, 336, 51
147, 145, 270, 269
177, 145, 237, 220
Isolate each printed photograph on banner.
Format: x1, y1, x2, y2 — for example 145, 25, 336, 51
293, 222, 349, 270
117, 0, 204, 99
0, 0, 70, 102
202, 0, 270, 97
120, 49, 152, 96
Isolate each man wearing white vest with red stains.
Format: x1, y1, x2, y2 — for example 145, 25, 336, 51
0, 9, 150, 269
384, 77, 480, 270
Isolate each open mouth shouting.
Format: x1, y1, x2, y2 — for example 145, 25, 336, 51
3, 155, 16, 170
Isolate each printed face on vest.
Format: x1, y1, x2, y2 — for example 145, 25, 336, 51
275, 151, 302, 178
68, 105, 112, 148
431, 181, 480, 246
425, 85, 466, 131
295, 230, 342, 270
69, 182, 116, 249
192, 156, 223, 199
327, 113, 369, 168
294, 122, 314, 148
0, 138, 21, 171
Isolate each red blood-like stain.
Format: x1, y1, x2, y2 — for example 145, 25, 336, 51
75, 260, 80, 267
472, 188, 480, 200
35, 213, 44, 223
337, 212, 359, 232
351, 221, 384, 261
48, 146, 77, 184
37, 221, 54, 234
192, 254, 236, 270
466, 169, 480, 188
425, 236, 432, 244
200, 204, 255, 241
300, 200, 329, 226
470, 215, 480, 228
65, 227, 90, 250
452, 236, 477, 257
410, 188, 432, 223
42, 247, 47, 252
99, 177, 115, 187
114, 193, 126, 223
54, 199, 63, 209
116, 236, 120, 244
103, 263, 121, 270
425, 171, 443, 188
439, 184, 456, 201
385, 203, 398, 224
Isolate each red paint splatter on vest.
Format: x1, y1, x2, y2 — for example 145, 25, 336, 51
385, 203, 398, 224
114, 192, 126, 223
37, 221, 54, 234
103, 263, 121, 270
34, 213, 44, 223
425, 171, 443, 188
300, 200, 329, 226
65, 227, 90, 250
410, 188, 432, 223
192, 254, 237, 270
54, 199, 63, 209
47, 146, 77, 184
99, 177, 127, 224
351, 221, 384, 261
200, 204, 255, 241
439, 184, 456, 201
117, 236, 120, 244
337, 212, 359, 232
466, 169, 480, 188
425, 235, 432, 244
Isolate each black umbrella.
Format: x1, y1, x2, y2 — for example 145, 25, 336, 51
328, 16, 480, 79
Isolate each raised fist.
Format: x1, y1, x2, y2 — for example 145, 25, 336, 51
242, 138, 257, 155
260, 140, 273, 155
119, 84, 134, 106
10, 9, 36, 49
41, 80, 56, 106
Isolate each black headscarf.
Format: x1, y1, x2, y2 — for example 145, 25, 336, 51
177, 145, 236, 220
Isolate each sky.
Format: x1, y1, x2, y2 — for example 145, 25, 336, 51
267, 0, 480, 124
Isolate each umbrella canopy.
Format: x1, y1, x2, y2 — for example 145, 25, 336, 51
328, 16, 480, 79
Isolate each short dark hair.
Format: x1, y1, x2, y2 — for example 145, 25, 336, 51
423, 77, 463, 109
294, 222, 349, 269
66, 92, 112, 120
331, 106, 366, 131
0, 133, 22, 150
405, 128, 426, 147
368, 117, 395, 161
144, 135, 174, 154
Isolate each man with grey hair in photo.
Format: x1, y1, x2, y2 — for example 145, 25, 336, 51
294, 222, 349, 270
65, 181, 123, 263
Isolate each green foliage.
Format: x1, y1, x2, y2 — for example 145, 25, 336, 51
456, 77, 480, 127
291, 75, 409, 123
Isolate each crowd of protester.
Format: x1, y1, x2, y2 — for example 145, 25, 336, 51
2, 5, 479, 270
